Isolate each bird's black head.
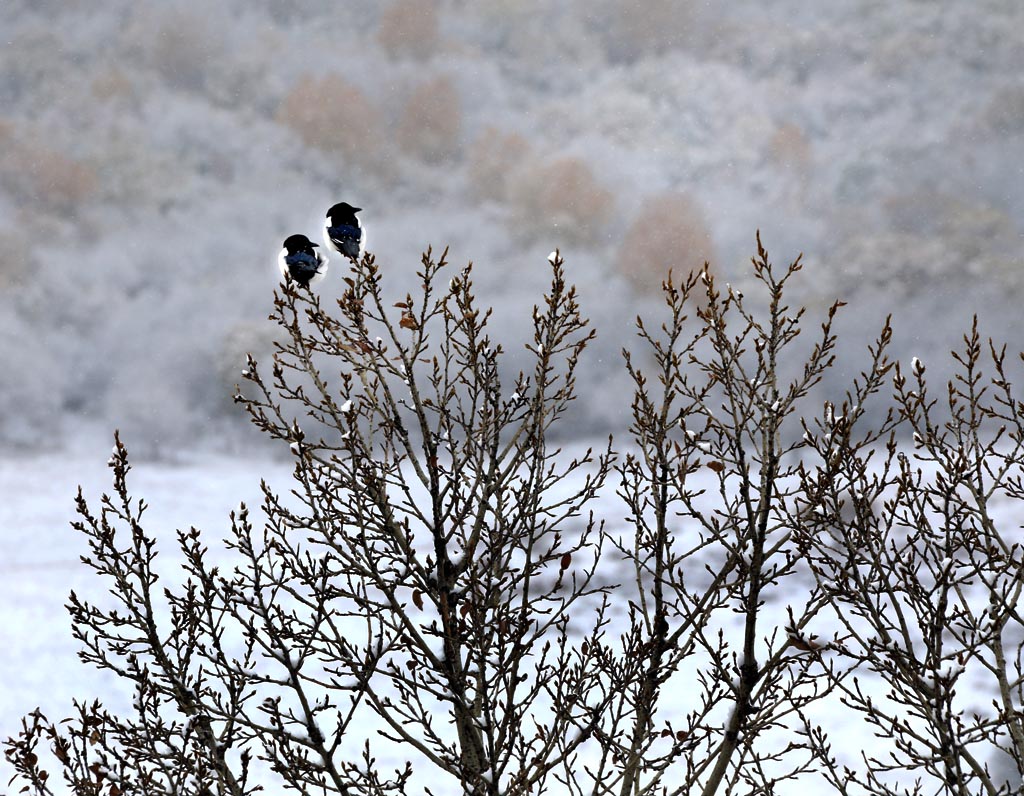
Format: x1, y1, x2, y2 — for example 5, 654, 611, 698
326, 202, 362, 224
283, 233, 318, 254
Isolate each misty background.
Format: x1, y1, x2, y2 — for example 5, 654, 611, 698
2, 0, 1022, 454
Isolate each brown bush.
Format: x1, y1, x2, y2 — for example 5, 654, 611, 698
767, 122, 811, 174
766, 122, 812, 207
881, 191, 1018, 259
147, 9, 221, 92
89, 128, 181, 206
870, 30, 941, 79
616, 193, 716, 293
603, 0, 700, 62
91, 67, 138, 106
0, 226, 31, 288
984, 84, 1024, 135
466, 127, 531, 201
276, 74, 384, 166
507, 155, 614, 246
396, 76, 462, 163
378, 0, 440, 61
27, 150, 98, 211
216, 321, 280, 412
0, 122, 98, 215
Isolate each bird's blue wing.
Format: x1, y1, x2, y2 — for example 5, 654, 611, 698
327, 224, 362, 243
285, 251, 321, 280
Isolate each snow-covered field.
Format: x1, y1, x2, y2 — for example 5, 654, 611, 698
0, 439, 288, 733
3, 434, 1021, 793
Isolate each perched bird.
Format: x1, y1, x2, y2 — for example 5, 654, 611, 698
323, 202, 365, 261
278, 234, 328, 287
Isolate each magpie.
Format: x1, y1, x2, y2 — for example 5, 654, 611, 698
278, 234, 328, 287
323, 202, 365, 261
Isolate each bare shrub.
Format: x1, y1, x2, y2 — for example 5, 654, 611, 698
870, 30, 942, 79
508, 155, 614, 245
89, 127, 182, 206
0, 226, 32, 289
600, 0, 701, 62
146, 9, 222, 92
6, 240, 1024, 795
466, 126, 531, 201
984, 84, 1024, 135
24, 149, 98, 213
91, 67, 138, 107
765, 122, 813, 209
276, 74, 385, 167
395, 75, 462, 163
215, 321, 280, 413
616, 192, 715, 293
378, 0, 441, 61
798, 323, 1024, 794
0, 27, 66, 105
883, 190, 1017, 255
767, 122, 812, 176
461, 3, 603, 73
0, 122, 98, 214
0, 310, 63, 447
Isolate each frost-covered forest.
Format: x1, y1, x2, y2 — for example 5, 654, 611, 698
1, 0, 1022, 450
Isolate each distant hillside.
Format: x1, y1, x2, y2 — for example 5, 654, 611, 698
1, 0, 1021, 450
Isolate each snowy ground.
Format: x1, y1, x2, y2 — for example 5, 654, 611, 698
0, 437, 286, 735
1, 437, 1019, 793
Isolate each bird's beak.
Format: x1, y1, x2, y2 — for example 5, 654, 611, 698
353, 207, 362, 212
311, 242, 320, 247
